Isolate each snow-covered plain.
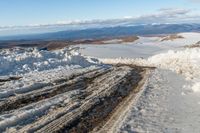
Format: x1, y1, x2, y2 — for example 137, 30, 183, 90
79, 32, 200, 58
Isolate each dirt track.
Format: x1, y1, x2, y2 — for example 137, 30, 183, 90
0, 65, 151, 133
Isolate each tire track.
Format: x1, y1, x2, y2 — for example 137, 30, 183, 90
0, 66, 151, 133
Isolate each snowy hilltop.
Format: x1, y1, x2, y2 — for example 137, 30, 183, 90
0, 32, 200, 132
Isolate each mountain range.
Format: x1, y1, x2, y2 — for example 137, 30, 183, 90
0, 23, 200, 41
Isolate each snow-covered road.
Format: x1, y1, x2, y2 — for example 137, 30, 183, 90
79, 32, 200, 133
119, 69, 200, 133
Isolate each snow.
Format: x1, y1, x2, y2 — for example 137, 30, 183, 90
79, 42, 165, 58
100, 48, 200, 92
0, 32, 200, 132
91, 32, 200, 132
119, 69, 200, 133
192, 83, 200, 92
158, 32, 200, 46
0, 47, 103, 100
1, 32, 200, 95
79, 32, 200, 59
0, 66, 98, 99
102, 39, 122, 44
0, 47, 100, 76
0, 46, 105, 131
0, 90, 79, 131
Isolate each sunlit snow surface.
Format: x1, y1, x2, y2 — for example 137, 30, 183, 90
101, 48, 200, 92
120, 69, 200, 133
80, 32, 200, 58
80, 32, 200, 92
0, 47, 102, 100
0, 47, 100, 76
0, 32, 200, 132
79, 32, 200, 132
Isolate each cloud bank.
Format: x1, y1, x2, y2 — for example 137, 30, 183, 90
0, 8, 200, 36
188, 0, 200, 3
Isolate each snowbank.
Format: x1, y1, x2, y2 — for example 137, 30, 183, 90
0, 47, 100, 76
100, 48, 200, 92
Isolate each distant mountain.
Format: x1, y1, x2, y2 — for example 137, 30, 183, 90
0, 23, 200, 41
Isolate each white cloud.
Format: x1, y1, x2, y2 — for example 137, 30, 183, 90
0, 8, 200, 36
187, 0, 200, 3
125, 8, 200, 24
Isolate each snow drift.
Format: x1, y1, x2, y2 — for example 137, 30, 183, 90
101, 48, 200, 92
0, 47, 100, 76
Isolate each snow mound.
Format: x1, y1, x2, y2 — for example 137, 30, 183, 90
192, 83, 200, 92
0, 47, 100, 76
101, 48, 200, 92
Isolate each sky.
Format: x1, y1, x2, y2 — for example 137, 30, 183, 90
0, 0, 200, 36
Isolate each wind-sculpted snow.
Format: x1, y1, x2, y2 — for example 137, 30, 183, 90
100, 48, 200, 92
0, 47, 104, 101
0, 47, 100, 76
0, 66, 145, 132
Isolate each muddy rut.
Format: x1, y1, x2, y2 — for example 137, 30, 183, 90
0, 65, 151, 133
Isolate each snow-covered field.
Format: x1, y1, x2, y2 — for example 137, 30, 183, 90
79, 32, 200, 132
79, 32, 200, 58
0, 32, 200, 132
80, 32, 200, 93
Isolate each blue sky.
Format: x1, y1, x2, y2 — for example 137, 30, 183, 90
0, 0, 200, 26
1, 0, 200, 36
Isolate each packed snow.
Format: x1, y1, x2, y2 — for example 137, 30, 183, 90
0, 90, 79, 131
119, 69, 200, 133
